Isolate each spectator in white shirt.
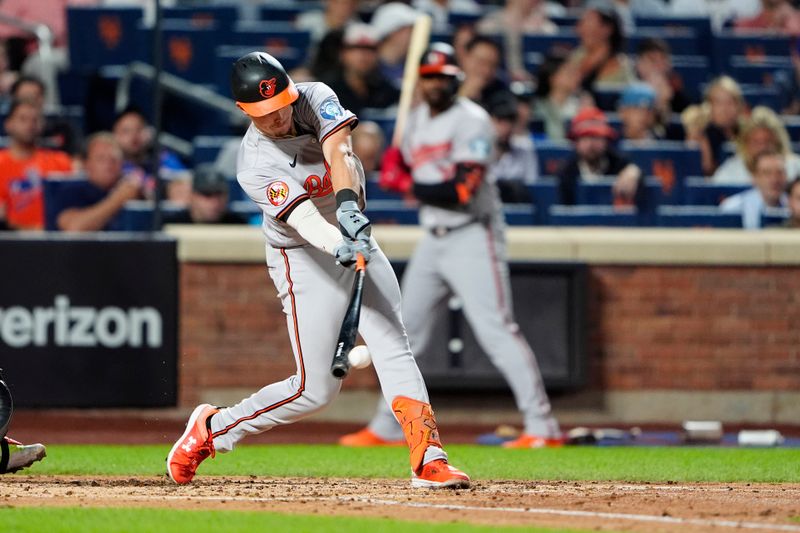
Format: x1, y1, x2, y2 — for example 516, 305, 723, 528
720, 149, 789, 229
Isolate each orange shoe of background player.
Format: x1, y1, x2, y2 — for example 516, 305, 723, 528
338, 428, 405, 447
167, 403, 219, 484
412, 459, 471, 489
502, 434, 565, 449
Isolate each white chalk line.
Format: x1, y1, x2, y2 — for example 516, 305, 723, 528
24, 492, 799, 532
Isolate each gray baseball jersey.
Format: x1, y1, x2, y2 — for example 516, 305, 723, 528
401, 96, 503, 229
236, 82, 362, 248
364, 96, 561, 441
208, 82, 445, 466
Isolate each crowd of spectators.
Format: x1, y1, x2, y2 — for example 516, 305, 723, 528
1, 0, 800, 231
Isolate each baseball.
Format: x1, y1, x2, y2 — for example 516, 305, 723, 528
348, 345, 372, 369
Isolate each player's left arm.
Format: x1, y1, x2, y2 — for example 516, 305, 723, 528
322, 126, 372, 246
412, 162, 485, 206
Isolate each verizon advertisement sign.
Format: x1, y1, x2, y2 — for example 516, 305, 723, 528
0, 236, 177, 407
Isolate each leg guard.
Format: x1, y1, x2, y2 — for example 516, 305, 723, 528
0, 370, 13, 440
391, 396, 443, 475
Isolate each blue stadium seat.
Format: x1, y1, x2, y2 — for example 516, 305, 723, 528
503, 204, 537, 226
724, 56, 792, 86
593, 87, 622, 112
549, 15, 579, 29
761, 207, 790, 228
739, 84, 783, 112
633, 16, 713, 50
535, 140, 573, 176
160, 20, 220, 84
359, 108, 397, 147
448, 11, 483, 28
162, 6, 238, 31
783, 117, 800, 143
548, 205, 639, 227
260, 2, 320, 23
42, 177, 93, 231
67, 7, 147, 71
365, 178, 403, 201
364, 200, 418, 225
628, 27, 698, 56
620, 141, 701, 204
683, 177, 750, 206
671, 56, 711, 102
192, 135, 239, 166
711, 32, 792, 72
229, 22, 311, 71
656, 205, 743, 228
527, 177, 559, 225
575, 178, 615, 205
120, 201, 189, 231
523, 31, 579, 55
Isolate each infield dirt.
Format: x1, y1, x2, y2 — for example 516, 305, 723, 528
3, 475, 800, 532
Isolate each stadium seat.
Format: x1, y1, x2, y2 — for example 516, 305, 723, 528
711, 32, 792, 72
192, 136, 239, 165
724, 56, 792, 86
359, 108, 397, 147
523, 31, 579, 55
229, 22, 312, 71
448, 11, 483, 28
535, 140, 573, 176
364, 200, 418, 225
503, 204, 537, 226
761, 207, 790, 228
162, 6, 238, 31
527, 177, 560, 225
683, 177, 751, 206
364, 179, 403, 201
628, 27, 698, 56
670, 56, 711, 102
656, 205, 743, 228
66, 6, 147, 71
548, 205, 639, 227
620, 141, 701, 204
120, 200, 189, 231
160, 20, 221, 84
633, 16, 713, 50
42, 177, 97, 231
260, 2, 320, 24
783, 116, 800, 143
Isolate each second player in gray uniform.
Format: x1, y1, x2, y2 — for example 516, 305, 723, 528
167, 52, 470, 488
342, 43, 562, 449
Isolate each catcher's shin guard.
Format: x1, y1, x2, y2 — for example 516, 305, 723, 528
0, 369, 13, 440
391, 396, 443, 474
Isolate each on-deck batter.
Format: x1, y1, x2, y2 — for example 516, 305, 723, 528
167, 51, 470, 489
342, 43, 562, 449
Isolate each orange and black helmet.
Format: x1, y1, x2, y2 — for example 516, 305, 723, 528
418, 42, 461, 77
231, 52, 299, 117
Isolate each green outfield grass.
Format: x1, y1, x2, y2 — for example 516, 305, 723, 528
29, 444, 800, 482
0, 507, 579, 533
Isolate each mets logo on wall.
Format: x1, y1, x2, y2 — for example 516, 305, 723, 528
259, 78, 277, 99
98, 16, 122, 50
267, 181, 289, 206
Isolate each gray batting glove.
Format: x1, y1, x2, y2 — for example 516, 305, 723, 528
334, 238, 371, 268
336, 200, 372, 242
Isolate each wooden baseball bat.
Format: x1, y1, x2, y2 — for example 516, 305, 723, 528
330, 254, 367, 379
391, 13, 432, 148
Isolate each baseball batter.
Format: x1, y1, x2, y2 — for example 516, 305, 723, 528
343, 43, 562, 449
167, 52, 470, 488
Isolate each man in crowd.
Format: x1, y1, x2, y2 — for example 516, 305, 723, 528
323, 23, 399, 117
557, 107, 642, 206
372, 2, 420, 88
618, 82, 663, 142
486, 93, 538, 203
458, 35, 510, 108
720, 149, 789, 229
10, 74, 81, 155
112, 107, 191, 204
164, 164, 246, 225
784, 178, 800, 229
0, 99, 72, 230
56, 133, 143, 232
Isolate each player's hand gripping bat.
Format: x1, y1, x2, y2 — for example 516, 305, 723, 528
330, 253, 367, 379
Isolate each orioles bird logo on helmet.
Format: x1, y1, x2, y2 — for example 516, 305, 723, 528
259, 78, 277, 99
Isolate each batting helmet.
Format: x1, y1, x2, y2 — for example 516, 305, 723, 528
419, 42, 461, 77
231, 52, 299, 117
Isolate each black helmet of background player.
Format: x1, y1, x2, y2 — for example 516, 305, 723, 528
418, 42, 462, 79
231, 52, 299, 117
418, 43, 461, 108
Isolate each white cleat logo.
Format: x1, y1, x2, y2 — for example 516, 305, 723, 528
181, 436, 197, 453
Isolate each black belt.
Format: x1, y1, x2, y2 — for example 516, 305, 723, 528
428, 218, 480, 237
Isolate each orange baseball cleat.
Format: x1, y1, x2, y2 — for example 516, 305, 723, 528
412, 459, 471, 489
167, 404, 219, 484
338, 428, 405, 447
502, 434, 565, 449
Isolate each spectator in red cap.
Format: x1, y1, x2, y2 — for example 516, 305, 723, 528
556, 107, 642, 206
